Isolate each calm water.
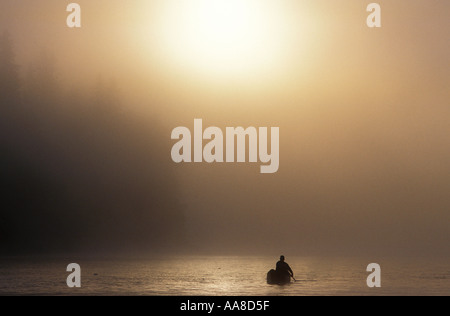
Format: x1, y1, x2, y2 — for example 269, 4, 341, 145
0, 256, 448, 296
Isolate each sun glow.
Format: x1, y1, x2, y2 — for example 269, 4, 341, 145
151, 0, 294, 80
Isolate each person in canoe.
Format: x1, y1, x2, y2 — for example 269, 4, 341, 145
267, 255, 294, 284
276, 255, 294, 280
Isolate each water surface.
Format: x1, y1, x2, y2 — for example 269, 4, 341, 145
0, 256, 448, 295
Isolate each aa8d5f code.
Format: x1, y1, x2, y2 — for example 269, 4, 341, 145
221, 301, 269, 311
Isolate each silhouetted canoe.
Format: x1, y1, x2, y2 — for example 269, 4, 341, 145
266, 269, 291, 285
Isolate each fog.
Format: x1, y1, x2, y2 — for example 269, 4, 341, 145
0, 1, 449, 258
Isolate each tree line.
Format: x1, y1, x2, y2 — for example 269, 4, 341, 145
0, 31, 185, 255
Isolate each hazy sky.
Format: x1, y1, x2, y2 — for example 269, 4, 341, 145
1, 0, 449, 257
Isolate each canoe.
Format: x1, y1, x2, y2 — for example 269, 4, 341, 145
266, 269, 291, 285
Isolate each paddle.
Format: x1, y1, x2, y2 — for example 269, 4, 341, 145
291, 275, 297, 282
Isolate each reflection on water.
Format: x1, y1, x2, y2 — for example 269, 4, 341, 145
0, 256, 448, 295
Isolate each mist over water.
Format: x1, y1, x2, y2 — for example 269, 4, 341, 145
0, 31, 185, 255
0, 0, 449, 263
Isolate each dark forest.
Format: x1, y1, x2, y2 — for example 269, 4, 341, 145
0, 31, 185, 255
